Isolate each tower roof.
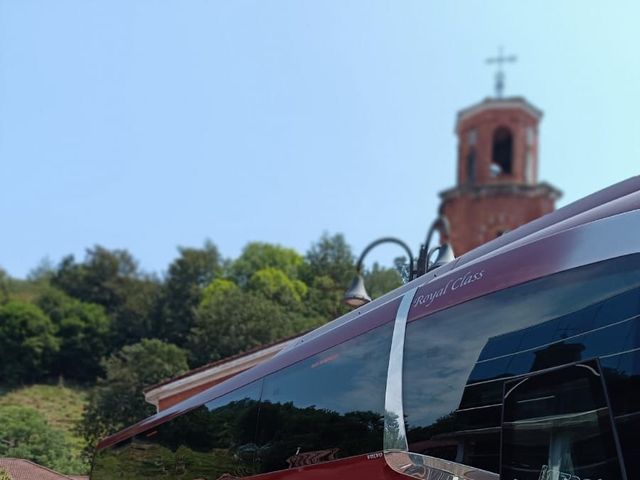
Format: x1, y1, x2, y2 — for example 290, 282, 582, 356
456, 97, 543, 132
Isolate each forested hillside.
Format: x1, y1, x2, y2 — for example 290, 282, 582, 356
0, 233, 403, 474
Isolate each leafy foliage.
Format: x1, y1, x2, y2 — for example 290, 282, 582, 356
0, 233, 408, 475
189, 287, 317, 367
301, 232, 354, 286
37, 288, 112, 381
0, 302, 59, 383
157, 241, 222, 345
51, 246, 160, 346
0, 384, 89, 467
364, 262, 403, 300
52, 246, 138, 304
230, 242, 303, 285
248, 267, 308, 308
0, 405, 82, 473
0, 268, 9, 304
301, 233, 355, 320
81, 339, 188, 450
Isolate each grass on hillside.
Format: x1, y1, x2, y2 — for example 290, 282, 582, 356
0, 383, 90, 466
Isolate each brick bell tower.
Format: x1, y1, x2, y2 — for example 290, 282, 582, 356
439, 52, 561, 255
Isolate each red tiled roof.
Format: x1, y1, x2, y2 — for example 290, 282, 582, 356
0, 458, 79, 480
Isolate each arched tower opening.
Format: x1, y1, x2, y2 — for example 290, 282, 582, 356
491, 127, 513, 176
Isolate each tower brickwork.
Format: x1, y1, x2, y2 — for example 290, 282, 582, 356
439, 97, 561, 255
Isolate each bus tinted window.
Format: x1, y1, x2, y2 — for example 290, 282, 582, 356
601, 349, 640, 479
502, 360, 624, 480
403, 255, 640, 475
91, 380, 262, 479
255, 322, 393, 474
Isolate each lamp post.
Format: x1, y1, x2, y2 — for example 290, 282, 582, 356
343, 216, 454, 308
415, 215, 454, 277
343, 237, 415, 308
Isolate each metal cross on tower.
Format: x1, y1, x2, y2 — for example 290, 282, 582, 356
486, 47, 517, 98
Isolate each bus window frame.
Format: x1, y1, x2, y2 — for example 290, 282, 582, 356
383, 287, 499, 480
499, 357, 629, 480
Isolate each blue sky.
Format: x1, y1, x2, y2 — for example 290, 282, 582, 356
1, 1, 639, 278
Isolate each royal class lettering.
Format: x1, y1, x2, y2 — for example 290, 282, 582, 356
413, 270, 485, 308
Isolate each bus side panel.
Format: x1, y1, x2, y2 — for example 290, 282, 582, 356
246, 455, 404, 480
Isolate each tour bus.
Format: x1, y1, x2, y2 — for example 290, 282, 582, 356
91, 177, 640, 480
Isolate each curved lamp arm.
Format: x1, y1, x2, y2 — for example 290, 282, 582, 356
416, 216, 452, 277
355, 236, 415, 280
344, 237, 416, 308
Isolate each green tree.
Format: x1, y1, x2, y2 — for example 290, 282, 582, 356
37, 289, 112, 382
199, 278, 238, 310
52, 246, 138, 305
27, 257, 56, 282
304, 275, 348, 321
188, 287, 316, 367
0, 405, 81, 474
0, 302, 59, 383
302, 233, 355, 285
157, 241, 222, 345
247, 267, 307, 308
52, 246, 160, 347
301, 233, 356, 322
81, 339, 188, 450
0, 268, 8, 304
364, 262, 403, 300
230, 242, 303, 285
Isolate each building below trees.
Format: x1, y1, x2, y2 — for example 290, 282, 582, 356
0, 458, 87, 480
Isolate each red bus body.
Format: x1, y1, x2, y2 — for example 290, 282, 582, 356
91, 177, 640, 480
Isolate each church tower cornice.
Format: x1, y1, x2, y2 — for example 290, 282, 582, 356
439, 182, 562, 202
455, 97, 543, 133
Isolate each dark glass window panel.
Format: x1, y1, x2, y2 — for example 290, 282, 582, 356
255, 322, 393, 474
455, 405, 502, 431
601, 349, 640, 479
580, 318, 635, 358
477, 330, 525, 361
91, 381, 262, 480
593, 287, 640, 329
504, 318, 637, 377
516, 317, 565, 351
505, 350, 536, 376
458, 381, 505, 410
552, 302, 599, 339
467, 356, 511, 384
479, 289, 639, 364
502, 361, 624, 480
404, 255, 640, 475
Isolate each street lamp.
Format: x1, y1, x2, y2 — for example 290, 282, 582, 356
343, 237, 415, 308
343, 216, 454, 308
415, 216, 454, 277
